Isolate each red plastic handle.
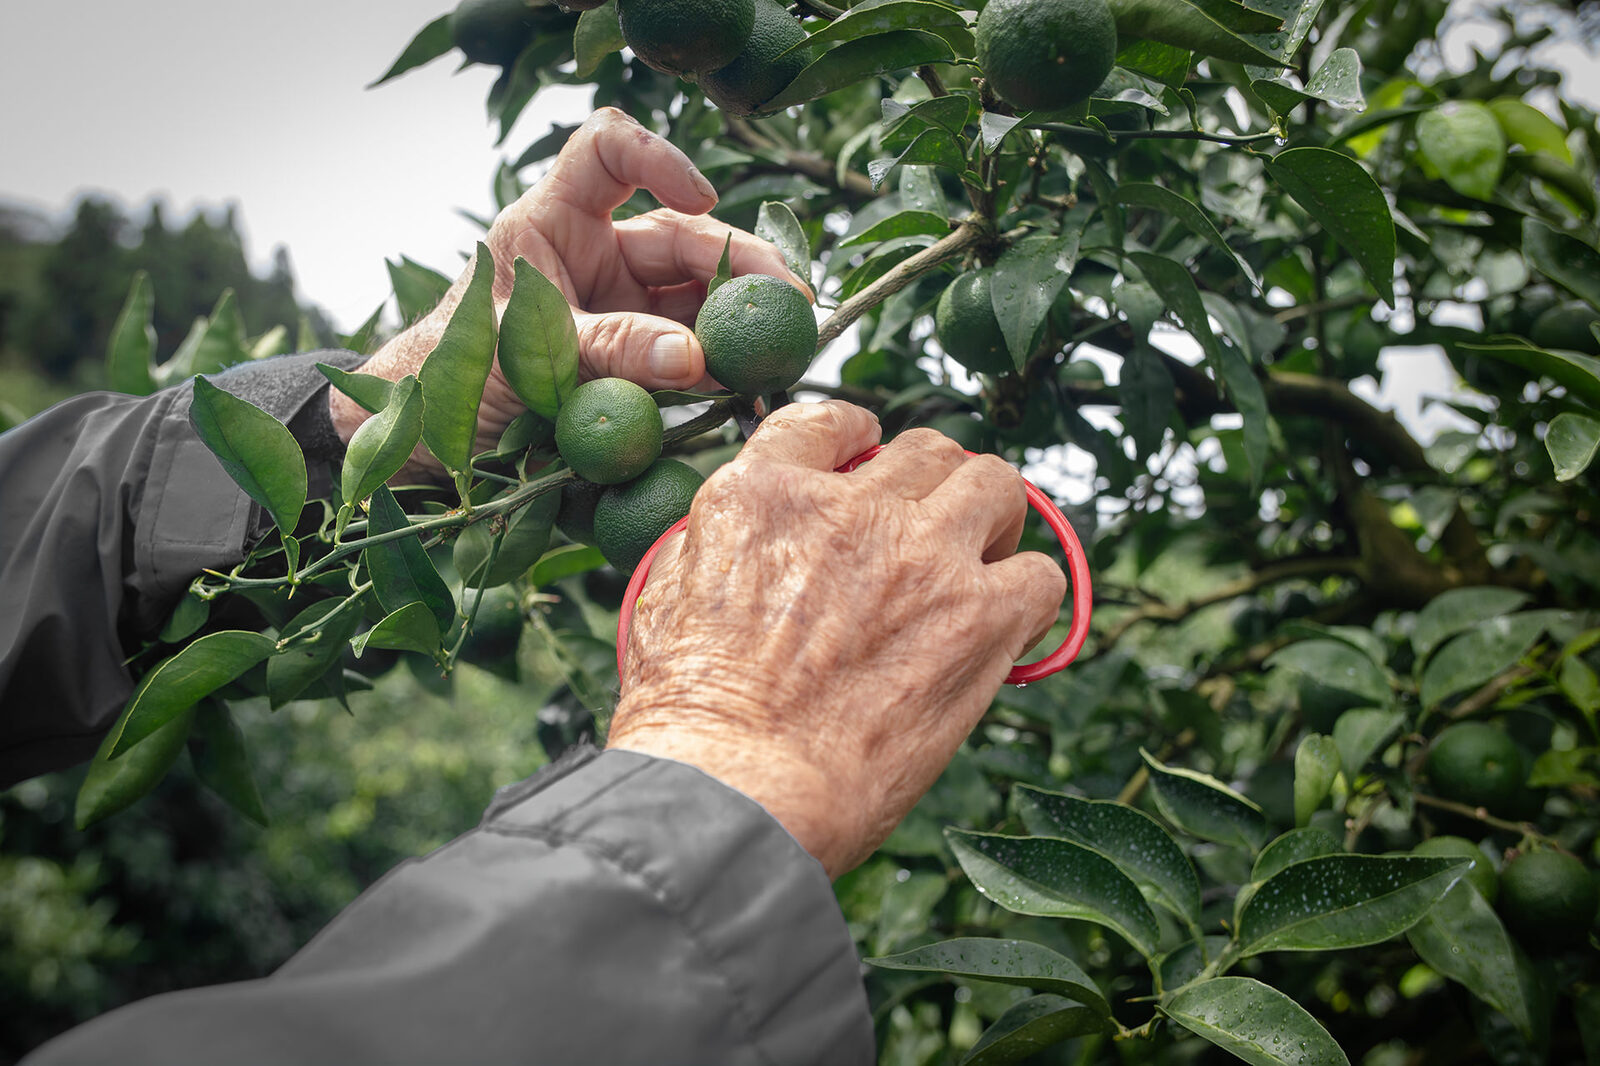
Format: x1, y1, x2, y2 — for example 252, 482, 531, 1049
616, 446, 1094, 686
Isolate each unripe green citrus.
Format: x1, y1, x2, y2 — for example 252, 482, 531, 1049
935, 269, 1013, 375
700, 0, 812, 116
450, 0, 539, 67
556, 478, 606, 545
593, 459, 705, 571
1425, 722, 1528, 815
975, 0, 1118, 112
696, 274, 818, 396
1500, 849, 1598, 946
1414, 835, 1498, 904
617, 0, 755, 76
555, 378, 664, 485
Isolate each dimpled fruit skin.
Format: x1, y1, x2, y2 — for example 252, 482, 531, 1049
696, 274, 818, 396
617, 0, 755, 76
1414, 836, 1499, 903
935, 269, 1014, 375
555, 378, 664, 485
701, 0, 812, 116
594, 459, 705, 571
1425, 722, 1528, 815
975, 0, 1118, 112
1499, 849, 1598, 944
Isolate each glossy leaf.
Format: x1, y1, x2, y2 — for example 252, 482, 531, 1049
189, 376, 308, 536
756, 201, 811, 285
1488, 97, 1572, 163
1115, 183, 1256, 286
763, 32, 956, 112
418, 242, 497, 474
1267, 639, 1391, 705
1266, 147, 1395, 305
573, 2, 624, 78
1251, 827, 1342, 882
1294, 733, 1341, 826
1547, 412, 1600, 481
1141, 749, 1270, 852
979, 111, 1023, 153
1461, 337, 1600, 408
341, 375, 424, 506
1107, 0, 1283, 66
1253, 48, 1364, 115
1237, 855, 1468, 955
1163, 977, 1350, 1066
837, 211, 950, 250
369, 13, 451, 87
796, 1, 974, 56
108, 631, 276, 757
363, 486, 457, 635
387, 256, 452, 324
961, 995, 1111, 1066
106, 270, 156, 395
352, 601, 444, 659
1419, 611, 1558, 710
76, 702, 197, 829
866, 938, 1109, 1017
188, 699, 267, 826
158, 591, 211, 644
1407, 878, 1537, 1037
1332, 708, 1405, 778
867, 129, 967, 189
318, 363, 396, 415
1522, 218, 1600, 309
946, 829, 1161, 956
1412, 586, 1531, 660
1014, 784, 1201, 926
499, 257, 580, 421
1417, 101, 1506, 201
529, 543, 607, 588
709, 235, 734, 297
267, 597, 364, 710
454, 490, 560, 589
994, 231, 1083, 369
1239, 0, 1324, 64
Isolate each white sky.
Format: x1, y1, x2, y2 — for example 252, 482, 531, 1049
0, 0, 591, 331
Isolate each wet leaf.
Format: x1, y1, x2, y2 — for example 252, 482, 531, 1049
1407, 878, 1538, 1037
1547, 412, 1600, 481
1107, 0, 1283, 65
1115, 183, 1257, 286
108, 631, 276, 757
764, 32, 957, 112
1251, 827, 1342, 882
756, 201, 812, 284
1253, 48, 1364, 115
1267, 639, 1391, 706
1266, 147, 1395, 305
1163, 977, 1350, 1066
189, 376, 308, 537
499, 257, 580, 421
993, 231, 1084, 369
1141, 749, 1270, 851
1419, 611, 1560, 710
866, 938, 1110, 1017
961, 995, 1111, 1065
1412, 587, 1531, 660
1237, 855, 1468, 955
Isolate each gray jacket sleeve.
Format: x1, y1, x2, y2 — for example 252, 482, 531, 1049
23, 745, 876, 1065
0, 351, 363, 787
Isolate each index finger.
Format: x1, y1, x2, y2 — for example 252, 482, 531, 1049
740, 401, 882, 471
541, 108, 717, 218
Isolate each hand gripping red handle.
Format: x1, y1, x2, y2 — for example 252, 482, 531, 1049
616, 446, 1094, 686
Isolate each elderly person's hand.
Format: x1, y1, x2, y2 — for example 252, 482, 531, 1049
607, 402, 1069, 879
329, 107, 808, 462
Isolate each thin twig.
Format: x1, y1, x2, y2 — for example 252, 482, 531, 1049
1029, 121, 1281, 146
817, 220, 987, 349
1414, 793, 1550, 839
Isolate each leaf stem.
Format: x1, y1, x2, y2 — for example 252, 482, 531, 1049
1029, 121, 1282, 146
817, 220, 988, 349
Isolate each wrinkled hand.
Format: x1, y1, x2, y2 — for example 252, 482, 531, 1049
330, 107, 809, 462
607, 402, 1068, 879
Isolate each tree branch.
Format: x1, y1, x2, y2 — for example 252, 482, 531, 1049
817, 220, 987, 349
1028, 121, 1281, 147
724, 117, 877, 199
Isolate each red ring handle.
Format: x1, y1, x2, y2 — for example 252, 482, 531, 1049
616, 446, 1094, 686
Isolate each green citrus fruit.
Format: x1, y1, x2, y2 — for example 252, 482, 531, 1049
555, 378, 664, 485
975, 0, 1118, 112
556, 478, 606, 545
593, 459, 705, 571
616, 0, 755, 76
1500, 849, 1598, 945
459, 584, 526, 674
935, 269, 1014, 375
1530, 301, 1600, 354
696, 274, 818, 396
1425, 722, 1528, 815
450, 0, 539, 67
1414, 835, 1498, 904
700, 0, 811, 116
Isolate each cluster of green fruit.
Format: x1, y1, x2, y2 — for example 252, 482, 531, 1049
1422, 722, 1599, 946
449, 0, 574, 68
614, 0, 813, 116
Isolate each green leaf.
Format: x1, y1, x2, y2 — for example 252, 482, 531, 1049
1267, 639, 1392, 705
352, 602, 444, 659
573, 1, 624, 78
866, 938, 1110, 1017
1522, 218, 1600, 310
339, 304, 385, 355
76, 701, 198, 829
979, 111, 1024, 153
369, 12, 452, 87
1546, 412, 1600, 481
189, 377, 308, 537
867, 128, 967, 190
341, 375, 424, 506
837, 210, 950, 250
755, 201, 812, 285
1419, 611, 1558, 710
884, 96, 973, 142
267, 598, 365, 710
1487, 97, 1572, 164
1294, 733, 1341, 826
1163, 977, 1350, 1066
1332, 708, 1405, 778
961, 995, 1111, 1066
529, 543, 607, 587
1460, 337, 1600, 408
108, 631, 276, 758
499, 257, 580, 421
318, 363, 397, 415
418, 242, 497, 474
1014, 784, 1201, 927
1237, 855, 1469, 955
709, 235, 734, 297
1238, 0, 1325, 64
1407, 879, 1537, 1037
454, 491, 560, 589
1559, 656, 1600, 720
188, 699, 267, 826
798, 1, 974, 55
763, 31, 957, 112
1266, 147, 1396, 305
1412, 587, 1531, 660
158, 591, 211, 644
1107, 0, 1284, 65
106, 270, 156, 396
1251, 827, 1342, 882
387, 256, 452, 324
1417, 101, 1507, 201
946, 829, 1162, 956
363, 486, 457, 635
1115, 183, 1257, 287
1141, 749, 1269, 851
1253, 47, 1364, 115
1120, 345, 1177, 456
995, 232, 1084, 369
158, 290, 251, 387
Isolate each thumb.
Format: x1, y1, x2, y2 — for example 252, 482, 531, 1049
574, 310, 706, 389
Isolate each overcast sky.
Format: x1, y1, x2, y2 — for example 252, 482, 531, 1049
0, 0, 591, 330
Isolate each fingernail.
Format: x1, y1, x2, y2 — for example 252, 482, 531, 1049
690, 168, 717, 202
650, 334, 693, 381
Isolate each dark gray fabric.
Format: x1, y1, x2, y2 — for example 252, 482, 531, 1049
23, 747, 875, 1065
0, 351, 363, 786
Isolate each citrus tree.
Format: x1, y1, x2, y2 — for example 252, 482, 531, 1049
79, 0, 1600, 1062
